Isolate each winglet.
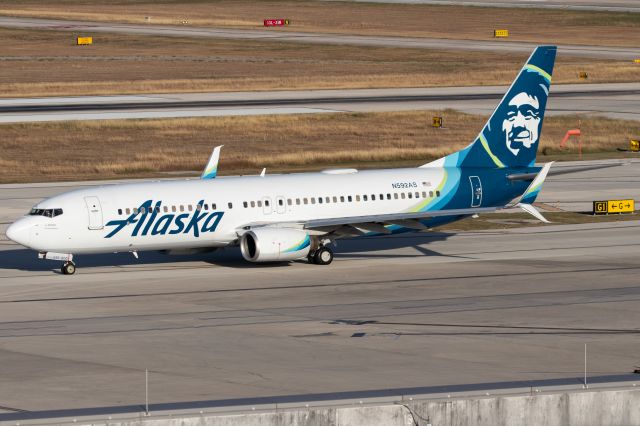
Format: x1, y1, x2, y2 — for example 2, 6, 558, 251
514, 161, 553, 223
260, 168, 266, 177
201, 145, 223, 179
517, 202, 550, 223
517, 161, 553, 205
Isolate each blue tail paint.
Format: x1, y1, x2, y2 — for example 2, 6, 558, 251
429, 46, 557, 170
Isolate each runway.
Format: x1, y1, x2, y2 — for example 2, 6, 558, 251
1, 83, 639, 123
0, 16, 638, 61
327, 0, 640, 13
0, 161, 638, 412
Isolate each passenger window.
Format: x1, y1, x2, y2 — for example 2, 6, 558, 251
171, 206, 176, 212
257, 200, 262, 208
163, 206, 168, 213
228, 202, 233, 209
394, 193, 399, 200
333, 196, 338, 203
387, 194, 391, 200
325, 197, 330, 203
212, 203, 217, 210
436, 191, 441, 197
356, 195, 361, 202
347, 196, 352, 202
203, 204, 209, 210
251, 201, 256, 208
363, 195, 368, 201
188, 205, 193, 212
196, 204, 202, 211
371, 194, 376, 201
265, 200, 270, 207
278, 199, 284, 206
287, 199, 292, 206
401, 193, 406, 199
311, 198, 316, 204
304, 198, 308, 205
296, 198, 301, 205
179, 205, 184, 212
156, 206, 161, 213
243, 201, 248, 208
408, 192, 412, 199
340, 196, 345, 202
318, 197, 323, 204
118, 208, 122, 215
429, 191, 434, 197
422, 191, 427, 198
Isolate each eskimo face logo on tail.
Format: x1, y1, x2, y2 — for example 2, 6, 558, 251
503, 92, 541, 156
104, 199, 224, 239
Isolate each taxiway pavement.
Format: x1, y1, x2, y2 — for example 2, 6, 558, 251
0, 161, 638, 412
328, 0, 640, 13
1, 83, 639, 123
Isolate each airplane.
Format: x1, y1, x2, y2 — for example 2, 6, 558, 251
8, 45, 563, 275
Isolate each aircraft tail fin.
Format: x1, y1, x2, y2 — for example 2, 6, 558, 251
421, 46, 557, 169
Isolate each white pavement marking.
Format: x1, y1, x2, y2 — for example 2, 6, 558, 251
0, 107, 341, 123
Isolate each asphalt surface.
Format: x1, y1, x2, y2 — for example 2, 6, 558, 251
0, 16, 638, 60
1, 83, 639, 123
327, 0, 640, 13
0, 161, 638, 414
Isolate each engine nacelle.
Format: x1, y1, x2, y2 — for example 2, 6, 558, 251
240, 228, 312, 262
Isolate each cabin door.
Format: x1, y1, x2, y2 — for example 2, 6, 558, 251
84, 196, 104, 230
469, 176, 482, 208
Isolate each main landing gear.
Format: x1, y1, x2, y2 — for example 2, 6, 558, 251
308, 246, 334, 265
61, 261, 76, 275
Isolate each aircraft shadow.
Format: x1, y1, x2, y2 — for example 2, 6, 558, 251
0, 231, 454, 272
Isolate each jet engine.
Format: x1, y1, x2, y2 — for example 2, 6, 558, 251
240, 228, 312, 262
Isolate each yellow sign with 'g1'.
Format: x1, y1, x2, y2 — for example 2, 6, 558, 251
594, 199, 635, 214
494, 29, 509, 37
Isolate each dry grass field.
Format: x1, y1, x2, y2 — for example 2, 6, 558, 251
0, 28, 638, 98
0, 111, 637, 183
0, 0, 639, 48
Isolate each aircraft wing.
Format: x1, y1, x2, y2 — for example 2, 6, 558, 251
237, 206, 498, 236
508, 160, 629, 181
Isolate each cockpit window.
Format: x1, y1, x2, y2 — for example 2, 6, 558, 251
29, 208, 63, 218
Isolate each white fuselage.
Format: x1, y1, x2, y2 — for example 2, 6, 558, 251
8, 167, 455, 255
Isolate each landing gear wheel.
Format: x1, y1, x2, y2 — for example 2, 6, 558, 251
61, 261, 76, 275
313, 247, 334, 265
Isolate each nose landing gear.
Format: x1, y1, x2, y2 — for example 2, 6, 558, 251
61, 261, 76, 275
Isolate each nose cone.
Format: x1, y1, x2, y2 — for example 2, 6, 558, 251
6, 219, 31, 247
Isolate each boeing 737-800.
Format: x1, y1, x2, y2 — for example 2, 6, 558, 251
7, 46, 559, 275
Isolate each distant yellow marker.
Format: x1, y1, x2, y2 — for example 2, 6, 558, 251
634, 59, 640, 64
494, 29, 509, 38
76, 36, 93, 45
432, 116, 443, 128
